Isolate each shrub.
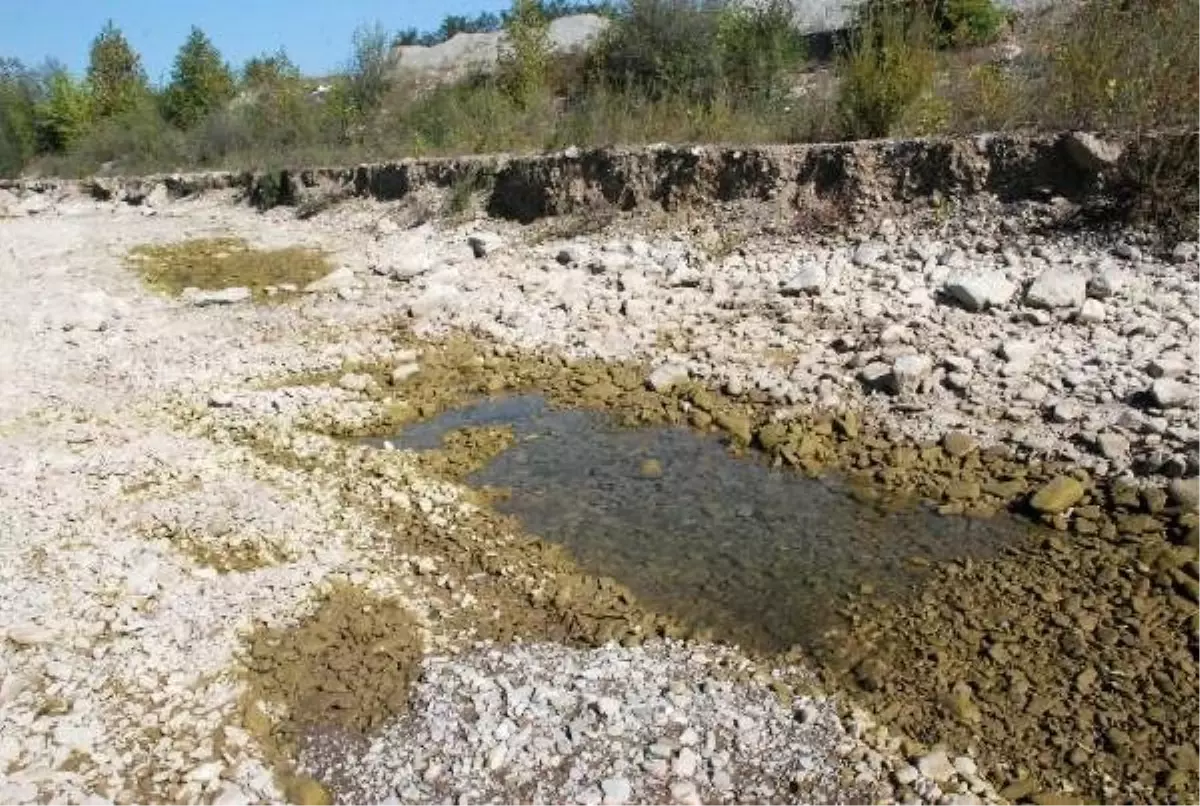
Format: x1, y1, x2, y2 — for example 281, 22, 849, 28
715, 0, 806, 101
836, 5, 939, 138
589, 0, 725, 103
499, 0, 552, 108
34, 70, 92, 153
345, 23, 392, 120
55, 97, 183, 176
856, 0, 1006, 47
1036, 0, 1198, 131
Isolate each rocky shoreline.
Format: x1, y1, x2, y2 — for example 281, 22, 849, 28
0, 145, 1196, 805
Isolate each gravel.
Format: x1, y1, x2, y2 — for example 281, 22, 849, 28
0, 182, 1195, 804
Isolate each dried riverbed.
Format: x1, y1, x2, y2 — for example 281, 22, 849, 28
0, 175, 1196, 806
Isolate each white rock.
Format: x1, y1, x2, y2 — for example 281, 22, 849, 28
595, 696, 621, 719
952, 756, 978, 778
888, 354, 932, 395
917, 749, 957, 783
894, 765, 920, 786
1000, 340, 1038, 364
305, 266, 358, 293
338, 373, 372, 392
669, 780, 701, 805
1025, 267, 1087, 309
647, 363, 689, 392
672, 746, 698, 778
186, 286, 252, 306
1086, 260, 1128, 299
408, 286, 461, 319
1063, 131, 1123, 172
391, 363, 421, 384
780, 261, 827, 296
852, 241, 887, 266
1148, 355, 1189, 379
1151, 378, 1193, 408
1077, 298, 1106, 324
5, 623, 56, 646
468, 231, 503, 258
943, 270, 1016, 311
487, 743, 507, 771
600, 777, 631, 805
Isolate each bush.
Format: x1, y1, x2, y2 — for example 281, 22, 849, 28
857, 0, 1006, 47
34, 70, 92, 153
52, 98, 183, 176
1036, 0, 1198, 131
715, 0, 806, 101
837, 5, 939, 138
345, 22, 392, 119
87, 20, 149, 119
499, 0, 552, 108
589, 0, 725, 103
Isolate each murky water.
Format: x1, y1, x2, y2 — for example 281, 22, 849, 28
377, 396, 1034, 652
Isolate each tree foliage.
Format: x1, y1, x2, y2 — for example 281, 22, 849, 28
87, 20, 147, 118
163, 27, 235, 128
500, 0, 552, 107
345, 22, 392, 118
35, 69, 92, 152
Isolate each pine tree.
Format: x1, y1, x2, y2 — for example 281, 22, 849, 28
87, 20, 147, 118
164, 26, 236, 128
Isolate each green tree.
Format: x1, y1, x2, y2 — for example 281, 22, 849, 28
0, 59, 38, 176
716, 0, 806, 101
163, 26, 236, 128
499, 0, 551, 107
34, 69, 92, 152
242, 49, 300, 89
87, 20, 148, 118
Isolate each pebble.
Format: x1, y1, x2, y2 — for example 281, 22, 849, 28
647, 363, 689, 392
916, 750, 957, 784
600, 777, 632, 805
1025, 267, 1087, 309
1151, 378, 1193, 408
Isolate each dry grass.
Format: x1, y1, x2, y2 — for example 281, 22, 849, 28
127, 237, 331, 299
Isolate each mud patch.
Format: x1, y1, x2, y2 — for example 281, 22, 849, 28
241, 585, 424, 747
127, 237, 331, 299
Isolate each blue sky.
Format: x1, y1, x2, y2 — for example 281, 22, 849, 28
0, 0, 510, 82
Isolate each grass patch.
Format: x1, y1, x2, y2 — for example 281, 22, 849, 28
127, 237, 331, 299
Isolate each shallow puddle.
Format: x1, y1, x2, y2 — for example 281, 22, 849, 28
372, 396, 1037, 653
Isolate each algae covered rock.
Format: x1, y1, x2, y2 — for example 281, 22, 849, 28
1030, 476, 1085, 514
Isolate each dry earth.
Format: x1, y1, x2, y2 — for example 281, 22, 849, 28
0, 148, 1196, 806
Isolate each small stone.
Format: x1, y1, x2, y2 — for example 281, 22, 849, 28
943, 270, 1016, 311
953, 757, 978, 778
1025, 268, 1087, 309
212, 783, 249, 806
853, 241, 887, 266
1000, 340, 1038, 364
781, 261, 827, 295
391, 363, 420, 384
1151, 378, 1193, 408
711, 769, 733, 792
338, 373, 372, 392
1030, 476, 1085, 514
600, 777, 631, 805
859, 362, 893, 391
942, 431, 976, 457
894, 765, 920, 786
917, 750, 957, 783
187, 286, 251, 306
595, 696, 621, 719
5, 624, 56, 646
1086, 260, 1128, 299
468, 232, 503, 258
208, 391, 234, 408
304, 266, 358, 293
888, 354, 932, 395
487, 743, 507, 771
1148, 355, 1189, 379
669, 780, 701, 805
1168, 477, 1199, 512
1051, 399, 1083, 423
1076, 298, 1105, 324
1063, 131, 1123, 173
556, 248, 576, 265
1095, 431, 1129, 460
672, 747, 699, 778
647, 363, 689, 392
